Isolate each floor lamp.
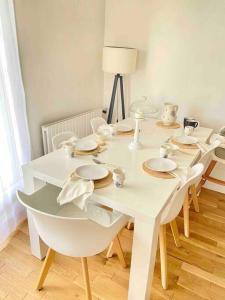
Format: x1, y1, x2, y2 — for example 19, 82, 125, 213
102, 46, 138, 124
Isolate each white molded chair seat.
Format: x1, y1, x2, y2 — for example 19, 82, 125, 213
17, 184, 129, 257
17, 184, 129, 299
52, 131, 76, 151
90, 117, 107, 134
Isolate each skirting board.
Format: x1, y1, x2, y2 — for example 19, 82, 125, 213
204, 182, 225, 194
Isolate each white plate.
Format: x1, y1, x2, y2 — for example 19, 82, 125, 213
75, 140, 98, 152
146, 158, 177, 172
75, 165, 109, 181
116, 124, 133, 132
174, 136, 198, 145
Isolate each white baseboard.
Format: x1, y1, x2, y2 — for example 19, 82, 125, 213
204, 181, 225, 194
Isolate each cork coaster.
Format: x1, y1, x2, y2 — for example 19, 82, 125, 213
73, 146, 100, 156
171, 138, 198, 149
142, 162, 174, 179
117, 129, 134, 136
156, 121, 181, 129
94, 172, 113, 189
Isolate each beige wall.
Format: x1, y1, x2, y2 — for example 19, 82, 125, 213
104, 0, 225, 192
14, 0, 105, 158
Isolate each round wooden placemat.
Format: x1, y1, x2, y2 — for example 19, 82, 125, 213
142, 162, 174, 179
94, 172, 113, 189
156, 121, 181, 129
171, 138, 198, 149
117, 129, 134, 136
74, 146, 100, 156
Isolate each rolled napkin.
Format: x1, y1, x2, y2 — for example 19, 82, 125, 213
57, 172, 94, 210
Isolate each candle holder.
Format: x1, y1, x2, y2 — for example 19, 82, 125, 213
128, 97, 158, 150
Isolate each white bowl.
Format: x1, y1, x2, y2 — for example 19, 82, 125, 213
146, 158, 177, 172
174, 136, 198, 145
75, 140, 98, 152
75, 165, 109, 181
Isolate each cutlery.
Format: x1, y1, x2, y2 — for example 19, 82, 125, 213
93, 159, 117, 169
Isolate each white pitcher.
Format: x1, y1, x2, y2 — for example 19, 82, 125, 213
161, 102, 178, 126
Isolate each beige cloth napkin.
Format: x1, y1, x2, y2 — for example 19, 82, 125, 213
57, 173, 94, 210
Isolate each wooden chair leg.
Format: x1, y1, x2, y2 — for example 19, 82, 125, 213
170, 220, 181, 248
126, 222, 134, 230
106, 235, 127, 268
36, 248, 55, 290
81, 257, 92, 300
197, 160, 217, 192
190, 184, 200, 213
183, 193, 190, 238
159, 224, 167, 289
106, 241, 115, 258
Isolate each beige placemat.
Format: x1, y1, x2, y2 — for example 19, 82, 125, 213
73, 146, 101, 156
94, 172, 113, 189
117, 129, 134, 136
142, 162, 175, 179
171, 138, 198, 149
156, 121, 181, 129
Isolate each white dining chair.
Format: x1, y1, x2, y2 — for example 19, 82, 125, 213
159, 163, 204, 289
197, 133, 225, 190
52, 131, 76, 151
109, 164, 204, 289
181, 139, 222, 239
17, 184, 129, 300
90, 117, 107, 134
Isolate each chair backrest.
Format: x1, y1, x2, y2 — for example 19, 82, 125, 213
160, 163, 204, 224
210, 132, 225, 164
90, 117, 107, 134
52, 131, 75, 151
17, 184, 128, 257
199, 139, 222, 172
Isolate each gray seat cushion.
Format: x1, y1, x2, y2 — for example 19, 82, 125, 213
215, 147, 225, 160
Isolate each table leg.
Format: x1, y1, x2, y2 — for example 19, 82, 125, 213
128, 216, 160, 300
22, 165, 48, 260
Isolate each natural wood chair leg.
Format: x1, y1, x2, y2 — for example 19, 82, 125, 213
197, 160, 217, 192
159, 224, 167, 289
190, 184, 200, 213
183, 193, 190, 238
106, 235, 127, 268
106, 241, 115, 258
205, 160, 217, 178
36, 248, 55, 290
81, 257, 92, 300
170, 220, 181, 247
126, 222, 134, 230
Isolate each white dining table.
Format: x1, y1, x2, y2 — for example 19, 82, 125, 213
22, 118, 213, 300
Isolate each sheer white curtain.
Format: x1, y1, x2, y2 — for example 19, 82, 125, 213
0, 0, 31, 243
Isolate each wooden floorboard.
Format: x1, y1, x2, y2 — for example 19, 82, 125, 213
1, 188, 225, 299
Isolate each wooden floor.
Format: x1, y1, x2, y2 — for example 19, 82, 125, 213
1, 188, 225, 299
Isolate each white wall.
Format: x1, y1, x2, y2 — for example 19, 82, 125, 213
15, 0, 105, 158
104, 0, 225, 192
105, 0, 225, 129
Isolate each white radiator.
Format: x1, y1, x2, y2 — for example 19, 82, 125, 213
41, 108, 102, 154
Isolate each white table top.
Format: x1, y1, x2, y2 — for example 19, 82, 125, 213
24, 118, 213, 222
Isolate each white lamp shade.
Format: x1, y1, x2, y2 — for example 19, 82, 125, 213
102, 46, 137, 75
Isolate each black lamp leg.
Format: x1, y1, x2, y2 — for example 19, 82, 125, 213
107, 74, 119, 124
119, 75, 125, 119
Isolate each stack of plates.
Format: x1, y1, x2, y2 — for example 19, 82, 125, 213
145, 158, 177, 173
116, 124, 133, 134
173, 136, 198, 145
75, 165, 109, 181
75, 140, 98, 152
